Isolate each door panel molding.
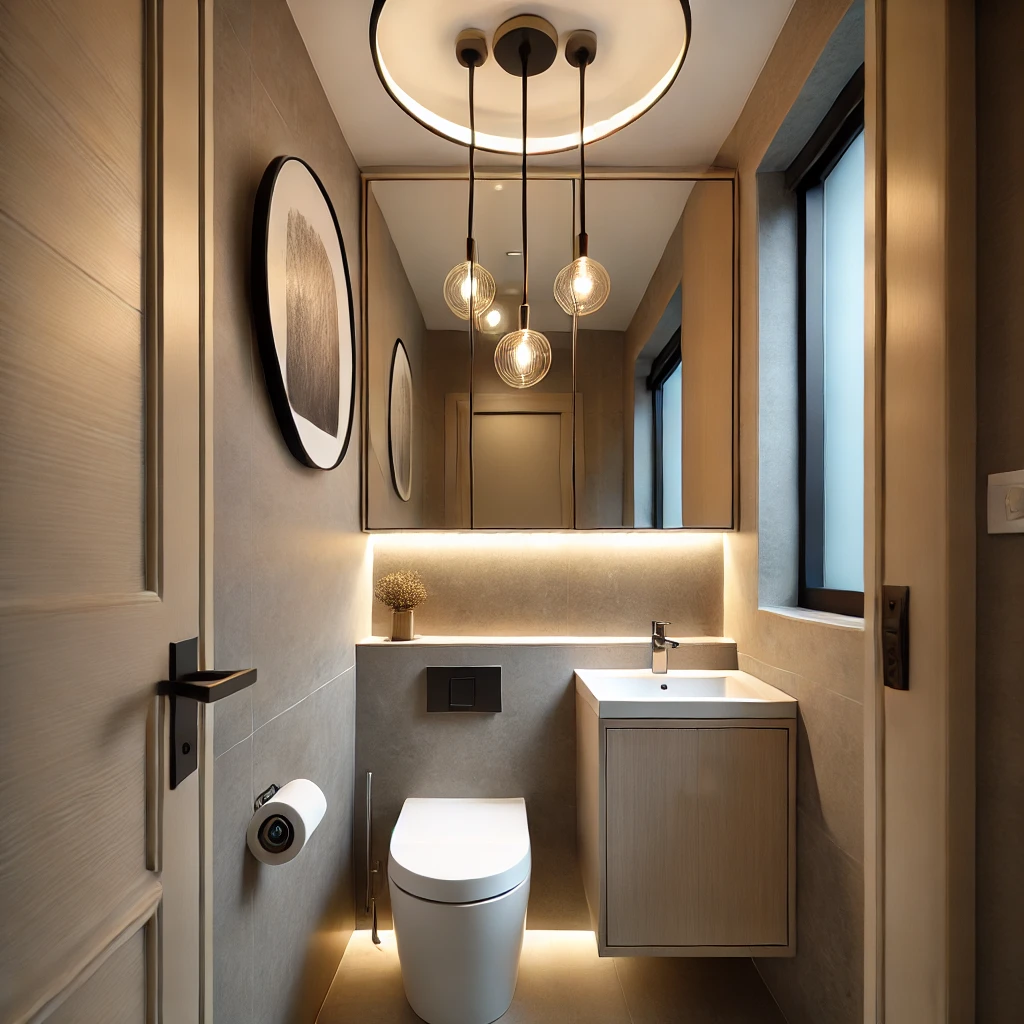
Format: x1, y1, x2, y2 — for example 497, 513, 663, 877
20, 881, 161, 1024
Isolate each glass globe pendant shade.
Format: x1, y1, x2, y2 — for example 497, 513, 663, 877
443, 259, 496, 320
554, 254, 611, 316
494, 314, 552, 389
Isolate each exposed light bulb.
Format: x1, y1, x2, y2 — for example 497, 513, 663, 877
573, 270, 594, 299
484, 308, 502, 329
554, 255, 611, 316
515, 339, 532, 370
443, 260, 496, 320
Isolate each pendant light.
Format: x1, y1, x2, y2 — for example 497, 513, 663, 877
442, 32, 496, 321
493, 36, 552, 389
554, 33, 611, 317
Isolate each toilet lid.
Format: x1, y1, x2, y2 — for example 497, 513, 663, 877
389, 798, 531, 904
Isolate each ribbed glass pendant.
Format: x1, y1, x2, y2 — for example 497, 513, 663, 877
494, 325, 552, 389
553, 253, 611, 316
443, 259, 496, 320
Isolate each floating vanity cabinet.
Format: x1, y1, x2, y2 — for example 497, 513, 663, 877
575, 670, 796, 957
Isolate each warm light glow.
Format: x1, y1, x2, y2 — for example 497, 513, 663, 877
515, 339, 532, 371
573, 271, 594, 299
484, 308, 502, 329
373, 27, 689, 156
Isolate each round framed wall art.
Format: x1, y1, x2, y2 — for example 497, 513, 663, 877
252, 156, 356, 470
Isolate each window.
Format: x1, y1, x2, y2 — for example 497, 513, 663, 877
789, 68, 865, 617
648, 328, 682, 528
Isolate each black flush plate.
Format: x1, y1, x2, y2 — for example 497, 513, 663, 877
426, 666, 501, 713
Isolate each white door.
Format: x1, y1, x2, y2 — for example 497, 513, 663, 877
0, 1, 207, 1021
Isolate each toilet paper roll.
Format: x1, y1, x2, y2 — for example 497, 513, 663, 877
247, 779, 327, 865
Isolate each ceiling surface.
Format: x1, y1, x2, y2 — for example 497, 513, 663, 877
371, 178, 710, 333
288, 0, 796, 169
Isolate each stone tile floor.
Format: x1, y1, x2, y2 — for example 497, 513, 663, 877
317, 931, 787, 1023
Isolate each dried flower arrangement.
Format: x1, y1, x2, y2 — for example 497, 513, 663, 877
373, 570, 428, 612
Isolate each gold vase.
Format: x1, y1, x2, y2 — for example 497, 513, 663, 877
391, 609, 415, 641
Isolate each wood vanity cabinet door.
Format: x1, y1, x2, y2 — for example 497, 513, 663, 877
697, 728, 789, 945
605, 728, 701, 946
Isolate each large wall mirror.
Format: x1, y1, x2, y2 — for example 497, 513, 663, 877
363, 172, 736, 530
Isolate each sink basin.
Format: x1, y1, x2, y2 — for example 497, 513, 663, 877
575, 668, 796, 719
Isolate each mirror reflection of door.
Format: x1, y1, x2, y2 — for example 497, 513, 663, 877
363, 176, 735, 530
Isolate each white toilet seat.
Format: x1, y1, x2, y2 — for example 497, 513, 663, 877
389, 797, 531, 903
389, 798, 531, 1024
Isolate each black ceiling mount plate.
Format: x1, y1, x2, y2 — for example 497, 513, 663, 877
493, 15, 558, 77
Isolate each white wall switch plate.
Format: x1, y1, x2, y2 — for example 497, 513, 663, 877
987, 469, 1024, 534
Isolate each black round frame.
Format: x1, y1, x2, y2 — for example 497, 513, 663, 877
367, 0, 693, 156
251, 155, 357, 471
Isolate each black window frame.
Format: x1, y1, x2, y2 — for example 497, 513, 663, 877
788, 66, 866, 618
647, 327, 682, 529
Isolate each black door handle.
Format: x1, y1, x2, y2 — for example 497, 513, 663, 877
157, 638, 257, 788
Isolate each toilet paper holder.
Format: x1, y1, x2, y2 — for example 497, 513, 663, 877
254, 783, 279, 812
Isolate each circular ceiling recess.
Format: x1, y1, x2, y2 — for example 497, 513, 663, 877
369, 0, 692, 156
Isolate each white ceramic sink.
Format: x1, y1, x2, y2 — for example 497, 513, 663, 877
575, 668, 797, 719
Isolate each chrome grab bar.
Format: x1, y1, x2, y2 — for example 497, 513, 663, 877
365, 771, 380, 945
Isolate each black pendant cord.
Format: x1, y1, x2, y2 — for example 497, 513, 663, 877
467, 61, 476, 246
578, 59, 587, 243
520, 42, 530, 312
466, 58, 477, 525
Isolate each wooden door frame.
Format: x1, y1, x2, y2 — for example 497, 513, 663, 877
864, 0, 976, 1019
199, 1, 216, 1021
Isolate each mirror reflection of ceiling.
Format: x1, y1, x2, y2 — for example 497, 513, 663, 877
372, 179, 695, 333
288, 0, 797, 167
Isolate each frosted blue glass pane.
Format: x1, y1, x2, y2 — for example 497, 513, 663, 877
662, 363, 682, 528
823, 132, 865, 592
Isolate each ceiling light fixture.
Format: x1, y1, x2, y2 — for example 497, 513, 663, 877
493, 19, 553, 389
554, 32, 611, 317
369, 1, 693, 156
442, 31, 496, 321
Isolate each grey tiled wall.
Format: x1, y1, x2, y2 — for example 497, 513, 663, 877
211, 3, 369, 1022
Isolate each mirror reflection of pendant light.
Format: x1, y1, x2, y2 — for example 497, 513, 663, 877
442, 31, 495, 321
554, 32, 611, 317
494, 37, 552, 389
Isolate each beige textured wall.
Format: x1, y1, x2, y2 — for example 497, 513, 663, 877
365, 190, 426, 527
717, 1, 866, 1022
212, 3, 370, 1022
975, 0, 1024, 1015
370, 533, 723, 639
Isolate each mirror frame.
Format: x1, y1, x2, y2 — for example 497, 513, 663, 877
360, 167, 739, 532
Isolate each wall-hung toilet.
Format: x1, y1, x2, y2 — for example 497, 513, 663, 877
388, 797, 531, 1024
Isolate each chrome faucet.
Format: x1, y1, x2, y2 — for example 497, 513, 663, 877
651, 621, 680, 674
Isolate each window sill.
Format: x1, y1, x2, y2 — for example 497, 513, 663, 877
759, 605, 865, 631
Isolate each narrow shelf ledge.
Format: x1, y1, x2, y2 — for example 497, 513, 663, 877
358, 635, 738, 647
